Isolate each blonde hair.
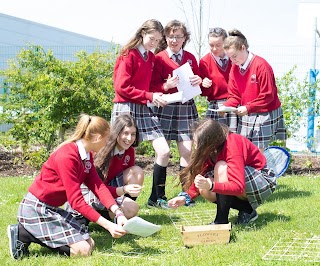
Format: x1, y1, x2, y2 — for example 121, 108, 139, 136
223, 29, 249, 50
56, 114, 110, 150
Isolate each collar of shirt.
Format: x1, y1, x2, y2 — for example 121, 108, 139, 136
137, 44, 147, 57
167, 48, 183, 59
76, 139, 90, 161
112, 146, 125, 156
240, 52, 253, 71
212, 54, 228, 65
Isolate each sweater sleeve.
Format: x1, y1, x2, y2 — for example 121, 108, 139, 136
224, 71, 241, 107
150, 56, 166, 93
199, 58, 213, 97
113, 54, 153, 102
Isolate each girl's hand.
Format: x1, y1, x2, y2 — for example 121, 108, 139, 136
235, 106, 248, 116
152, 93, 167, 107
124, 184, 142, 197
164, 74, 179, 91
190, 75, 202, 86
97, 217, 127, 238
116, 213, 127, 227
202, 77, 212, 88
194, 174, 212, 190
168, 196, 186, 209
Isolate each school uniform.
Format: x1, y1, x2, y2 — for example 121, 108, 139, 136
199, 53, 237, 132
112, 45, 164, 142
66, 146, 136, 215
186, 132, 276, 210
150, 48, 199, 141
224, 53, 287, 148
18, 140, 117, 248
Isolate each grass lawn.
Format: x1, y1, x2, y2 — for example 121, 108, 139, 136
1, 173, 320, 266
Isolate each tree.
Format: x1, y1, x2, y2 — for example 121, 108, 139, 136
0, 45, 117, 156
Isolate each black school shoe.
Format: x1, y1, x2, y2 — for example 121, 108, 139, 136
235, 210, 258, 225
7, 224, 30, 260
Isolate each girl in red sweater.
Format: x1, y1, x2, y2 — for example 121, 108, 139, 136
168, 119, 277, 225
7, 114, 127, 260
112, 19, 171, 209
150, 20, 202, 175
66, 114, 144, 224
199, 27, 237, 132
223, 29, 286, 152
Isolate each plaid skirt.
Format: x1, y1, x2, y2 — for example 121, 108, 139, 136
18, 192, 90, 248
152, 100, 198, 141
237, 107, 287, 148
111, 102, 164, 142
65, 173, 124, 215
205, 99, 238, 133
245, 166, 277, 210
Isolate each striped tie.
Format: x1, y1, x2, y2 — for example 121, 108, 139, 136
173, 54, 181, 64
220, 58, 227, 67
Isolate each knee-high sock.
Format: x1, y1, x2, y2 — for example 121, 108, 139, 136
214, 194, 233, 224
230, 196, 253, 213
18, 223, 70, 256
149, 163, 167, 202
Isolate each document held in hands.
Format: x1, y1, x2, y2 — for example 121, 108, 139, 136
147, 91, 183, 107
123, 216, 161, 237
173, 62, 202, 103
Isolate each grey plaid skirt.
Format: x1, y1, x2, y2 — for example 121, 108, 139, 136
18, 192, 90, 248
205, 99, 238, 133
152, 100, 198, 141
111, 102, 164, 142
245, 166, 277, 210
237, 107, 287, 148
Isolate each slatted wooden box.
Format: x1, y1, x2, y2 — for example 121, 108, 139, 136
180, 223, 231, 247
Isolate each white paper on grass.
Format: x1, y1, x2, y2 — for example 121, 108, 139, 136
172, 62, 201, 103
123, 216, 161, 237
147, 91, 183, 107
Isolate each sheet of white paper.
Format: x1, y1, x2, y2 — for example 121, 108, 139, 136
147, 91, 183, 107
172, 62, 201, 103
123, 216, 161, 237
208, 106, 237, 112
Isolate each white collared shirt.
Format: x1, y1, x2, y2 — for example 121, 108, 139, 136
76, 139, 90, 161
167, 47, 183, 59
240, 52, 253, 71
137, 44, 147, 57
112, 146, 125, 156
212, 54, 228, 67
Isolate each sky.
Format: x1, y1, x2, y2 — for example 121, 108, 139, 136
1, 0, 318, 56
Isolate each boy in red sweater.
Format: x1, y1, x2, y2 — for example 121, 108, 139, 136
200, 27, 237, 132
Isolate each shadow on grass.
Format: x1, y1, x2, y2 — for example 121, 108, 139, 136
266, 184, 312, 202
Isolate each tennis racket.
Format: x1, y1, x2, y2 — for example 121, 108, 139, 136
264, 146, 290, 177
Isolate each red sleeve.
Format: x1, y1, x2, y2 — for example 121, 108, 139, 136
199, 57, 213, 97
224, 69, 241, 107
150, 56, 166, 93
113, 53, 153, 102
186, 182, 200, 199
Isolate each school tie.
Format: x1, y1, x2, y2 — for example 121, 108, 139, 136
240, 67, 245, 73
173, 54, 181, 65
220, 58, 227, 68
143, 51, 148, 60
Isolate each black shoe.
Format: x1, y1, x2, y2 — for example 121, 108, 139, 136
147, 198, 171, 209
7, 224, 30, 260
235, 210, 258, 225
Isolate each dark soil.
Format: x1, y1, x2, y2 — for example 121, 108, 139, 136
0, 151, 319, 177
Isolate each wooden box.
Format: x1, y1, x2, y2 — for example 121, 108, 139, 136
180, 223, 231, 247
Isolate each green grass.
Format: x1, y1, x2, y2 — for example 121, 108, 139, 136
1, 174, 320, 265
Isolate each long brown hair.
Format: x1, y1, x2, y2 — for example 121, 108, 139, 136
55, 114, 110, 151
180, 119, 229, 191
94, 114, 139, 180
120, 19, 164, 56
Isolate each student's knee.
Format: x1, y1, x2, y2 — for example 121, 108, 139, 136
122, 199, 139, 218
131, 165, 144, 183
70, 240, 93, 257
214, 161, 228, 182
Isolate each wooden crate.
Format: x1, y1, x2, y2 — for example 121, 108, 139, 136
180, 223, 231, 247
